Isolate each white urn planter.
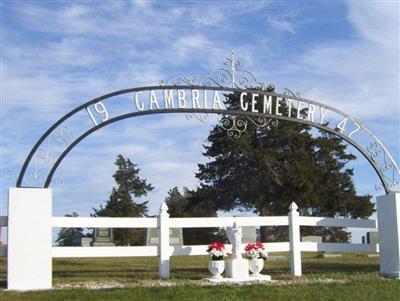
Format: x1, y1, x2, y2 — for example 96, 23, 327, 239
249, 258, 264, 277
208, 260, 225, 279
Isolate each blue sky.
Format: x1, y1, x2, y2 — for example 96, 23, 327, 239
1, 1, 399, 242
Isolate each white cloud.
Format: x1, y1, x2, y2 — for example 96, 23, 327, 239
348, 1, 399, 47
266, 15, 297, 33
264, 2, 399, 123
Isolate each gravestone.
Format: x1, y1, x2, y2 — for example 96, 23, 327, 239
365, 231, 379, 257
146, 228, 183, 246
91, 228, 115, 246
81, 237, 92, 247
302, 235, 322, 243
312, 236, 342, 258
70, 232, 82, 246
241, 227, 257, 243
366, 231, 379, 244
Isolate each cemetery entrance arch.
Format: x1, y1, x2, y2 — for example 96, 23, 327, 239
8, 54, 400, 290
16, 84, 400, 194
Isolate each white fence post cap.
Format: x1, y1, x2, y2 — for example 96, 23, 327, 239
289, 202, 298, 211
159, 202, 169, 216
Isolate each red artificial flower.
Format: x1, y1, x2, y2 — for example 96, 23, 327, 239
206, 241, 225, 253
245, 242, 265, 252
255, 241, 264, 249
245, 243, 255, 251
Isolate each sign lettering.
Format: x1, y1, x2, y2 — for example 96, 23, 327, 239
86, 102, 109, 126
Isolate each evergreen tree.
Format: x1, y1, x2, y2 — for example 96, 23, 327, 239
165, 187, 190, 218
93, 155, 153, 245
195, 88, 373, 242
56, 212, 84, 246
165, 187, 226, 244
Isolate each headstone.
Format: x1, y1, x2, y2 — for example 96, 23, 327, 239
146, 228, 183, 246
302, 235, 322, 243
366, 231, 379, 244
91, 228, 115, 246
71, 232, 82, 246
365, 231, 379, 257
241, 227, 257, 243
81, 237, 92, 247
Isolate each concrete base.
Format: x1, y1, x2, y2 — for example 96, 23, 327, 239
225, 258, 249, 280
205, 275, 271, 283
379, 272, 400, 279
250, 274, 271, 280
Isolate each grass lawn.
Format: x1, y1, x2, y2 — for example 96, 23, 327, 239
0, 253, 399, 300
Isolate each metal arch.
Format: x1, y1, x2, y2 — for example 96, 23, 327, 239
15, 85, 399, 194
41, 108, 388, 193
16, 85, 256, 187
16, 85, 280, 187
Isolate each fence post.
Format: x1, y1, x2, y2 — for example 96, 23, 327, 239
158, 202, 170, 279
8, 188, 53, 290
289, 202, 302, 276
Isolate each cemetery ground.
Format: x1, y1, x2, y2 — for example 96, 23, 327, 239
0, 253, 398, 300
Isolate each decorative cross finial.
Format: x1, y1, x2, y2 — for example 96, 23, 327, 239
231, 49, 236, 88
159, 202, 169, 216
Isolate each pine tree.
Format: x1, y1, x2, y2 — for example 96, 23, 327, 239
93, 155, 153, 245
56, 212, 84, 246
195, 88, 373, 242
165, 187, 190, 218
165, 187, 226, 244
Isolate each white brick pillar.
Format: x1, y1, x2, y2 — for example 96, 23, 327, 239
158, 202, 170, 279
377, 193, 400, 278
7, 188, 53, 290
289, 202, 302, 276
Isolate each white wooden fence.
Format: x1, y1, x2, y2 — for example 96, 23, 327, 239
1, 201, 378, 280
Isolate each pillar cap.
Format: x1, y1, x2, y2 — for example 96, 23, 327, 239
289, 202, 298, 211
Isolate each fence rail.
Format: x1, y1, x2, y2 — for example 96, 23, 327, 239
0, 202, 379, 277
297, 216, 377, 228
51, 216, 376, 229
53, 242, 378, 258
52, 217, 158, 228
51, 243, 293, 258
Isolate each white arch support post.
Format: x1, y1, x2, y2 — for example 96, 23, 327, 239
289, 202, 302, 276
377, 192, 400, 278
158, 202, 170, 279
7, 188, 53, 290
